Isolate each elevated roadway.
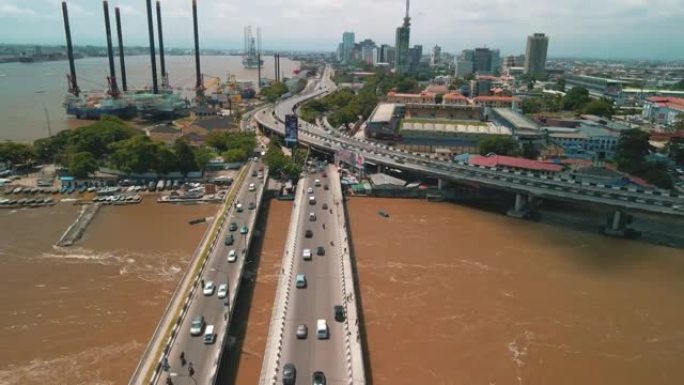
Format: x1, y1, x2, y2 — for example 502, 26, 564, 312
260, 166, 365, 385
255, 66, 684, 218
130, 160, 268, 385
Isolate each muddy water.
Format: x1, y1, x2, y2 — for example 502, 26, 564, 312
222, 199, 292, 385
347, 198, 684, 385
0, 199, 218, 385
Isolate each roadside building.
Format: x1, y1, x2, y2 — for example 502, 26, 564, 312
472, 96, 520, 108
564, 74, 628, 100
386, 91, 436, 105
365, 103, 402, 140
545, 123, 619, 159
442, 92, 468, 106
642, 96, 684, 126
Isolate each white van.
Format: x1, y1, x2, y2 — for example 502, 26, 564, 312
203, 324, 216, 344
316, 319, 329, 340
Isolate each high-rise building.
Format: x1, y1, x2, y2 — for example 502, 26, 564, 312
431, 45, 441, 66
394, 0, 411, 73
379, 44, 395, 64
524, 33, 549, 77
342, 31, 355, 63
408, 44, 422, 70
360, 39, 378, 65
455, 60, 473, 78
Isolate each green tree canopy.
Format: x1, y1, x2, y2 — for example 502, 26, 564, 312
222, 148, 248, 163
68, 152, 98, 178
174, 139, 198, 175
193, 146, 215, 170
583, 99, 615, 118
615, 129, 651, 172
0, 142, 35, 165
562, 87, 591, 111
109, 135, 160, 174
478, 136, 520, 156
260, 81, 289, 102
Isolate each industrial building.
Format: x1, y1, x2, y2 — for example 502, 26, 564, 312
641, 96, 684, 126
564, 74, 629, 100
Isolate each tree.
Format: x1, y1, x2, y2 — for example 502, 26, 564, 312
222, 148, 247, 163
667, 139, 684, 165
583, 99, 614, 118
615, 129, 651, 173
478, 136, 520, 156
449, 78, 465, 90
522, 97, 542, 114
260, 81, 289, 102
68, 152, 98, 178
435, 94, 444, 104
556, 78, 566, 92
395, 78, 418, 93
109, 135, 160, 174
0, 142, 34, 166
562, 87, 590, 111
155, 146, 177, 174
173, 139, 197, 176
193, 146, 215, 170
675, 113, 684, 131
522, 142, 540, 159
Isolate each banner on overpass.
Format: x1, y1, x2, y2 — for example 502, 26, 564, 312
285, 114, 298, 147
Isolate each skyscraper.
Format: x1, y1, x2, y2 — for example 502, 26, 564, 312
342, 31, 355, 64
524, 33, 549, 77
431, 45, 441, 66
394, 0, 411, 74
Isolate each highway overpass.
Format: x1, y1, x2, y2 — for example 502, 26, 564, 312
254, 66, 684, 225
260, 166, 365, 385
130, 160, 268, 385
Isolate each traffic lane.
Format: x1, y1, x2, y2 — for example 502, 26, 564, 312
159, 163, 258, 382
280, 178, 347, 384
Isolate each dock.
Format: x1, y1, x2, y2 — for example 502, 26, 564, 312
56, 203, 101, 247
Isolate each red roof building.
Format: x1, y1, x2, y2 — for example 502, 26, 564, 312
469, 154, 563, 173
442, 92, 469, 106
642, 96, 684, 126
472, 96, 520, 108
386, 91, 436, 105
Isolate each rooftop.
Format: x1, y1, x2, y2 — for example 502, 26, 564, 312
473, 96, 520, 102
443, 92, 467, 100
469, 154, 563, 172
369, 173, 406, 187
647, 96, 684, 110
369, 103, 397, 123
492, 108, 539, 131
402, 120, 511, 135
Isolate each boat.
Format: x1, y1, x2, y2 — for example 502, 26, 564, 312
64, 93, 138, 120
188, 217, 207, 225
242, 26, 263, 69
378, 210, 390, 218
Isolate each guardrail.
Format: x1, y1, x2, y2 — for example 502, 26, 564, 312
259, 179, 306, 385
329, 166, 366, 385
132, 164, 250, 385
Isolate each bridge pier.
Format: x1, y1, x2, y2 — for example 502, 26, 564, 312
602, 209, 641, 239
507, 192, 534, 218
437, 178, 444, 191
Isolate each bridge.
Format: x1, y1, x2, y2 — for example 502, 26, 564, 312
255, 65, 684, 235
259, 165, 365, 385
129, 159, 268, 385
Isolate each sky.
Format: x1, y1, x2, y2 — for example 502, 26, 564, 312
0, 0, 683, 60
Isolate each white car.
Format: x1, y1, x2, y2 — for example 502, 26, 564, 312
203, 281, 215, 296
307, 187, 314, 194
248, 183, 255, 191
303, 248, 312, 260
227, 249, 237, 263
217, 284, 228, 299
314, 179, 321, 186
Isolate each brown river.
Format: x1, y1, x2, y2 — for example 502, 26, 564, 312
0, 196, 683, 385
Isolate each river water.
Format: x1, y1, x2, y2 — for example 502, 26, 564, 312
0, 199, 218, 385
0, 55, 299, 143
347, 197, 684, 385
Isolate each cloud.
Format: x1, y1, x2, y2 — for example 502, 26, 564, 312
0, 0, 682, 59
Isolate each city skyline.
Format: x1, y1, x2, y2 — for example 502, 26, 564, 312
0, 0, 682, 60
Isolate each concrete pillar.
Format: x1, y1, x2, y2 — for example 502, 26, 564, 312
611, 210, 622, 231
438, 178, 444, 191
514, 193, 527, 212
507, 192, 532, 219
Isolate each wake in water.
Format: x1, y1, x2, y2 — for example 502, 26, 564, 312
41, 246, 188, 283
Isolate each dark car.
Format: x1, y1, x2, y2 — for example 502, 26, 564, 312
282, 363, 296, 385
312, 371, 326, 385
322, 172, 327, 178
224, 234, 234, 245
334, 305, 345, 322
229, 222, 238, 231
317, 246, 325, 256
323, 185, 329, 190
252, 170, 258, 177
248, 202, 256, 210
305, 229, 313, 238
322, 203, 328, 210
